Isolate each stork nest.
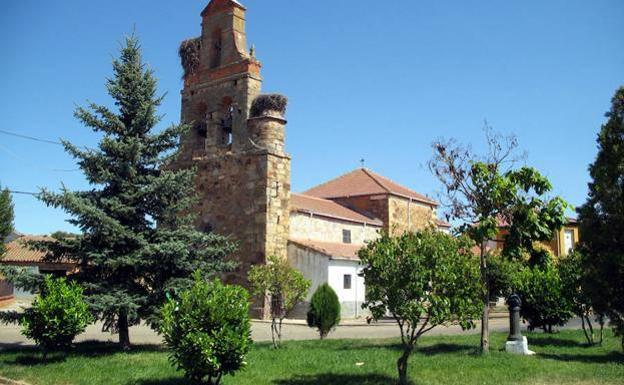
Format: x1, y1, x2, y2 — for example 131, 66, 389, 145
179, 37, 201, 78
250, 94, 288, 118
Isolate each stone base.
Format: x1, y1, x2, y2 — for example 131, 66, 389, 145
505, 336, 536, 355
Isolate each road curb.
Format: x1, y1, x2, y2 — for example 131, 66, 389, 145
253, 312, 509, 326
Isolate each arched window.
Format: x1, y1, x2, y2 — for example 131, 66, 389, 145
195, 102, 208, 138
219, 97, 233, 146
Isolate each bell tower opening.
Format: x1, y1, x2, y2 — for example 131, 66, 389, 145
218, 97, 234, 147
210, 28, 222, 69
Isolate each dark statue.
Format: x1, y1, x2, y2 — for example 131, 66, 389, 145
507, 293, 523, 342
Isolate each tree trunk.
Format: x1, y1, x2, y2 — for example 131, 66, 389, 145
585, 315, 595, 344
277, 318, 284, 346
118, 310, 131, 350
598, 316, 605, 345
581, 315, 591, 344
480, 245, 490, 354
396, 347, 413, 385
271, 318, 278, 349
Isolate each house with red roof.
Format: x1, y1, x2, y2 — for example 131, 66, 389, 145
0, 234, 76, 304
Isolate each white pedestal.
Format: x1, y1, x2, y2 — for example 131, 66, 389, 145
505, 336, 535, 355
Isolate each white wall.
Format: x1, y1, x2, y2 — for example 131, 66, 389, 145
287, 243, 370, 319
327, 260, 367, 319
288, 242, 329, 301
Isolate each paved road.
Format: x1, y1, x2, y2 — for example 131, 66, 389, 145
0, 316, 584, 348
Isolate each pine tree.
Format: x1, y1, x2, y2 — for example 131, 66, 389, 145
577, 86, 624, 349
0, 184, 15, 254
34, 36, 235, 349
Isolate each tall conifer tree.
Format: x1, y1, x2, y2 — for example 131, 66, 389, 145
578, 86, 624, 349
35, 36, 235, 348
0, 184, 15, 254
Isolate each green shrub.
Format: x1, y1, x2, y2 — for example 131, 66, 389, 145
513, 263, 573, 333
21, 275, 92, 357
306, 283, 340, 339
160, 272, 252, 385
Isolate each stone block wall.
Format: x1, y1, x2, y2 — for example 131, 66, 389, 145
333, 195, 389, 231
387, 196, 437, 235
289, 212, 381, 245
332, 194, 438, 235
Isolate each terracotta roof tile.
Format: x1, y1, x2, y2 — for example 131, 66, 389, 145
2, 236, 52, 263
435, 218, 452, 228
305, 168, 437, 206
291, 193, 382, 226
289, 238, 363, 261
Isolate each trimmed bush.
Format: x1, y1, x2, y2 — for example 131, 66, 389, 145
306, 283, 340, 339
160, 272, 252, 385
21, 275, 92, 357
513, 263, 573, 333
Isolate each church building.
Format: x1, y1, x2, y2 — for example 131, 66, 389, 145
174, 0, 450, 318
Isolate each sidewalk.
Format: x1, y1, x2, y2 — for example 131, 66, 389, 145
0, 315, 582, 348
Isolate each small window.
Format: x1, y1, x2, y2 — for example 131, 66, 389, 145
343, 274, 352, 289
342, 229, 351, 244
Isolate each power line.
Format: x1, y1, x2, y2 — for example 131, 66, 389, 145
7, 190, 40, 196
0, 143, 79, 172
0, 129, 63, 146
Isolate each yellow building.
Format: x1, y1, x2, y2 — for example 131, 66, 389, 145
492, 217, 580, 258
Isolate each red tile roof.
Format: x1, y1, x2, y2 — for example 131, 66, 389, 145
305, 168, 437, 206
2, 236, 52, 263
435, 218, 452, 228
291, 193, 383, 226
289, 238, 363, 261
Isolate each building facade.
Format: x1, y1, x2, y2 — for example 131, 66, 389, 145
176, 0, 450, 318
492, 217, 580, 259
0, 235, 76, 304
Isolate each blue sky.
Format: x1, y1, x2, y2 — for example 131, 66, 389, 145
1, 0, 622, 234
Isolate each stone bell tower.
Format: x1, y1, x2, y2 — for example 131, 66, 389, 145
175, 0, 290, 315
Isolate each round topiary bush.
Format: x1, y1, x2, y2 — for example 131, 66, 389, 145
160, 272, 252, 385
21, 275, 92, 358
306, 283, 341, 339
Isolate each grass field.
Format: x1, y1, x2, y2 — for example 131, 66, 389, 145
0, 330, 622, 385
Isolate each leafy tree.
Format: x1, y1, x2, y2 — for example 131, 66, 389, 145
49, 231, 79, 240
248, 255, 310, 348
501, 168, 569, 265
513, 261, 573, 333
558, 250, 591, 343
160, 272, 252, 385
21, 275, 92, 359
577, 86, 624, 350
0, 184, 14, 255
429, 126, 568, 353
306, 283, 341, 339
359, 229, 481, 385
10, 36, 235, 349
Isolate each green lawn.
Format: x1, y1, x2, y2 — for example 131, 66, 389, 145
0, 330, 622, 385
